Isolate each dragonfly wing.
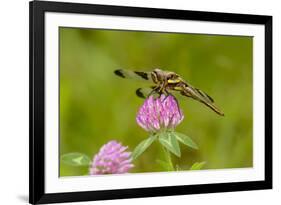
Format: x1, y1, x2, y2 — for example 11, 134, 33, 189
136, 87, 156, 99
180, 85, 224, 116
114, 69, 153, 82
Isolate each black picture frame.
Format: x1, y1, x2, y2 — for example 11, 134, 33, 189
29, 0, 272, 204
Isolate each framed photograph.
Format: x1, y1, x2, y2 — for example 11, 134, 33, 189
29, 0, 272, 204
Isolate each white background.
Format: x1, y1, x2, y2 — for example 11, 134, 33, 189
0, 0, 279, 204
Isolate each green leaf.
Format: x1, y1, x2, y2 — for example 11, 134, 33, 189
159, 132, 181, 157
132, 135, 157, 160
61, 153, 91, 166
174, 132, 198, 150
190, 162, 206, 170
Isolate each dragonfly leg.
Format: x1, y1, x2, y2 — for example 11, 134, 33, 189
173, 95, 182, 117
161, 89, 170, 102
158, 81, 167, 94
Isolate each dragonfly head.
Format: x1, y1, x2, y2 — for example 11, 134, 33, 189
152, 68, 182, 84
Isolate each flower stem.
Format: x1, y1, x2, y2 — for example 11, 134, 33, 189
162, 147, 174, 171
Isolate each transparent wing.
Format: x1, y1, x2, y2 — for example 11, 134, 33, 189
135, 87, 157, 99
114, 69, 153, 82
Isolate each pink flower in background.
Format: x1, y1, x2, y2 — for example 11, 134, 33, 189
90, 140, 134, 175
136, 95, 184, 132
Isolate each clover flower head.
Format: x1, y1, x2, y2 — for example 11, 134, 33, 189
90, 140, 134, 175
136, 94, 184, 132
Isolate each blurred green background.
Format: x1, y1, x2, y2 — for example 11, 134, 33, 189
59, 27, 253, 176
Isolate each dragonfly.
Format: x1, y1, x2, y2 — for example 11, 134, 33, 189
114, 68, 224, 116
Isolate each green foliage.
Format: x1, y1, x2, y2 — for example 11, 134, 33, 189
132, 135, 157, 160
158, 132, 181, 157
190, 162, 206, 170
61, 153, 91, 166
175, 132, 198, 150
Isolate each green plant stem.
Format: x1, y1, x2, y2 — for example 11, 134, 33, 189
163, 146, 174, 171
